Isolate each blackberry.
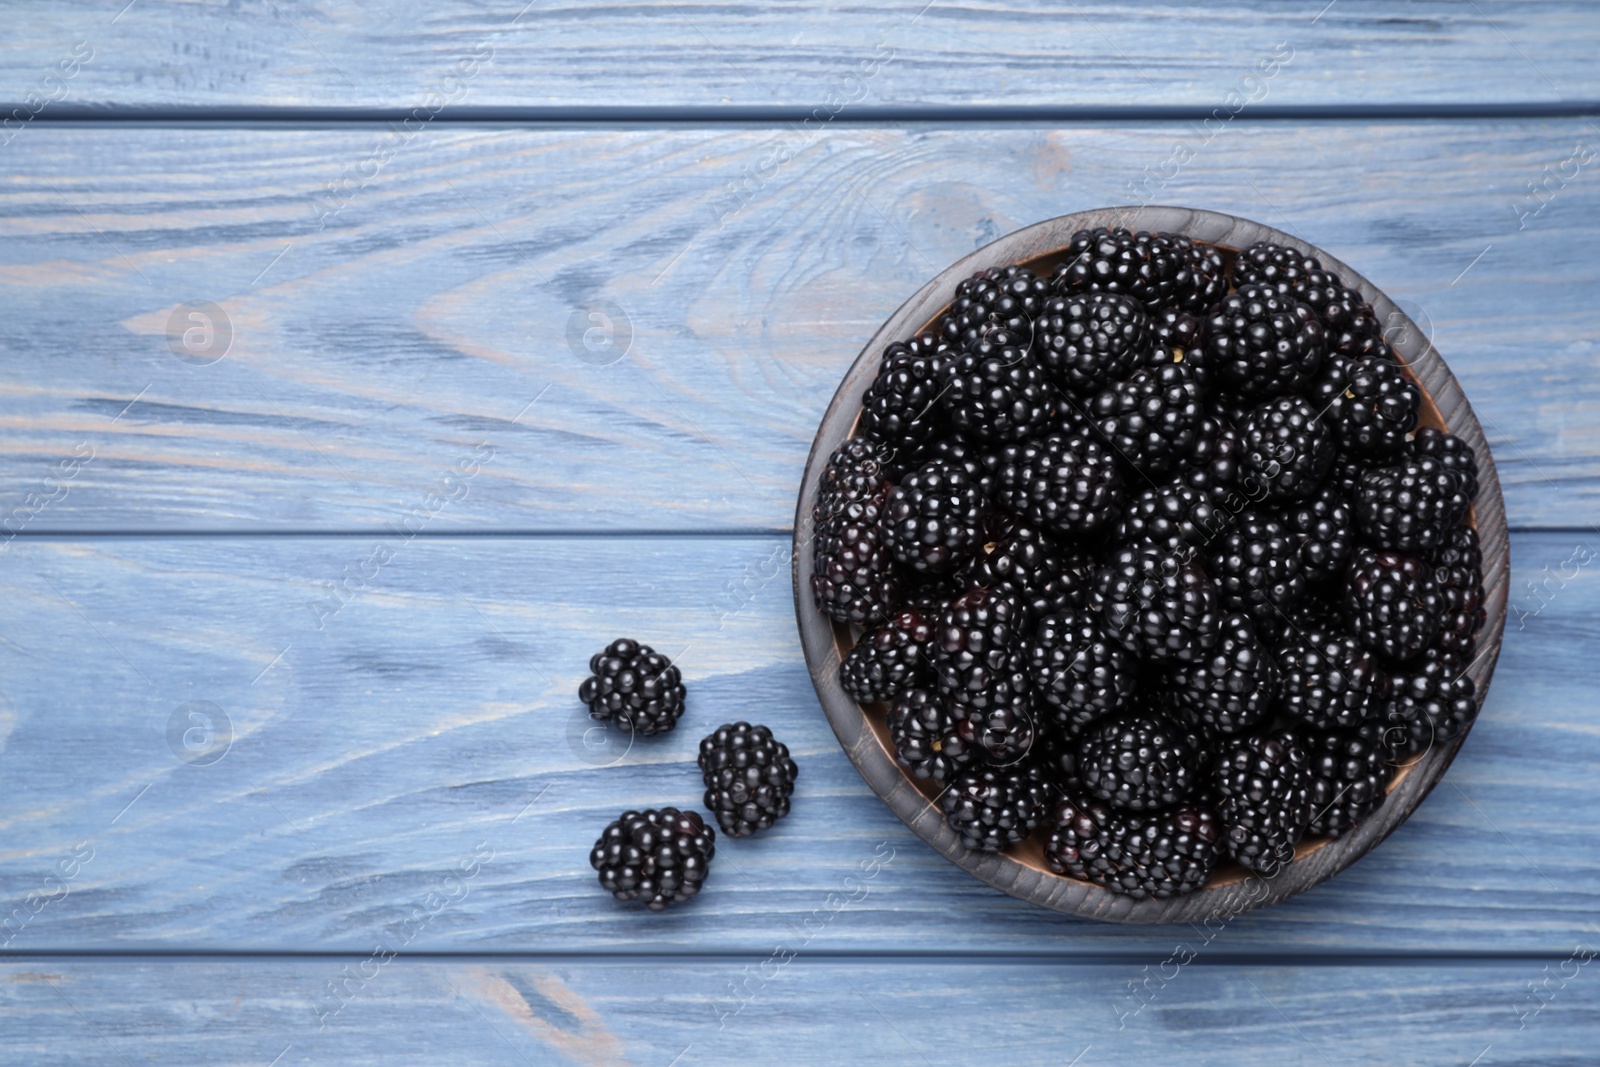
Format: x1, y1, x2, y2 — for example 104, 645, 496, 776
923, 434, 1000, 498
1238, 395, 1334, 501
812, 436, 893, 515
1345, 548, 1444, 662
1093, 542, 1222, 663
941, 265, 1049, 349
859, 332, 951, 471
1203, 283, 1326, 398
1027, 607, 1136, 734
884, 459, 987, 574
1170, 235, 1229, 313
1382, 648, 1477, 759
1276, 483, 1355, 582
698, 722, 799, 838
840, 609, 935, 704
952, 693, 1036, 765
1164, 612, 1280, 736
590, 808, 714, 911
959, 519, 1095, 622
1090, 362, 1205, 477
1077, 712, 1200, 811
810, 438, 897, 626
1326, 451, 1379, 501
940, 764, 1051, 851
992, 432, 1124, 537
1207, 510, 1307, 641
1176, 417, 1244, 508
1431, 525, 1486, 659
1354, 457, 1471, 555
1408, 427, 1480, 502
1233, 241, 1322, 294
941, 329, 1053, 442
1052, 226, 1185, 311
1045, 796, 1221, 899
579, 638, 687, 737
1305, 724, 1392, 838
1148, 307, 1206, 364
932, 587, 1031, 709
1294, 270, 1381, 358
888, 687, 978, 784
1311, 353, 1419, 463
1114, 482, 1233, 554
1034, 291, 1152, 394
1275, 626, 1387, 730
1215, 730, 1314, 876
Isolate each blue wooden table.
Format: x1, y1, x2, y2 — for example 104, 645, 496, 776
2, 3, 1598, 1063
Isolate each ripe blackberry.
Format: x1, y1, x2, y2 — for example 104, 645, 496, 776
1238, 395, 1334, 501
959, 519, 1095, 622
992, 432, 1124, 537
1276, 483, 1355, 582
1326, 451, 1379, 501
952, 693, 1036, 765
1408, 427, 1480, 502
859, 332, 951, 472
939, 764, 1051, 852
1354, 457, 1471, 555
698, 722, 799, 838
1294, 271, 1380, 358
941, 265, 1050, 348
579, 638, 687, 737
1203, 283, 1326, 398
1275, 626, 1387, 730
932, 587, 1031, 710
1115, 482, 1233, 554
1383, 648, 1477, 759
1052, 226, 1185, 311
888, 687, 978, 784
1164, 612, 1280, 736
1305, 724, 1392, 838
812, 436, 893, 515
1148, 307, 1206, 365
840, 609, 934, 704
1027, 607, 1136, 734
590, 808, 714, 911
941, 329, 1053, 442
1171, 235, 1230, 313
1312, 354, 1419, 461
923, 434, 1000, 498
1093, 543, 1222, 663
884, 458, 987, 574
810, 438, 897, 626
1345, 548, 1444, 662
1176, 417, 1244, 508
1077, 712, 1200, 811
1033, 290, 1152, 394
1233, 241, 1322, 294
1090, 362, 1205, 477
1432, 525, 1486, 659
1207, 511, 1307, 641
1045, 795, 1221, 899
1215, 730, 1314, 876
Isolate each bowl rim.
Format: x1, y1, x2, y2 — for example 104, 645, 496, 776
791, 205, 1510, 925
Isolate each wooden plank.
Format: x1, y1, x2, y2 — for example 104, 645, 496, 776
1, 122, 1598, 533
0, 532, 1593, 954
1, 957, 1595, 1066
2, 2, 1597, 111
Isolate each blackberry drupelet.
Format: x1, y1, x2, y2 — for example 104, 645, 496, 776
1027, 607, 1137, 734
810, 438, 897, 626
1345, 548, 1444, 662
1304, 724, 1391, 838
1076, 711, 1201, 811
1051, 226, 1184, 311
1203, 283, 1327, 398
1382, 648, 1477, 759
941, 265, 1050, 348
941, 329, 1054, 442
1033, 290, 1152, 394
1238, 395, 1334, 501
1215, 730, 1315, 876
1233, 241, 1322, 294
579, 638, 687, 737
939, 765, 1051, 851
992, 432, 1125, 537
1408, 427, 1480, 502
959, 519, 1096, 622
1093, 542, 1222, 663
887, 687, 978, 784
1164, 612, 1280, 736
1207, 510, 1307, 641
1115, 481, 1233, 554
839, 609, 935, 704
932, 587, 1031, 710
1090, 361, 1205, 477
1275, 626, 1387, 731
1276, 483, 1355, 582
884, 458, 987, 574
1354, 457, 1471, 555
858, 331, 951, 472
1432, 525, 1486, 659
1045, 796, 1221, 899
590, 808, 715, 911
1310, 354, 1420, 461
698, 722, 799, 838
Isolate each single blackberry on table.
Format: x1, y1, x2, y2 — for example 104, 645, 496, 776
1345, 548, 1444, 662
1076, 711, 1201, 811
1164, 612, 1280, 736
590, 808, 715, 911
941, 265, 1050, 348
1045, 795, 1221, 899
1115, 481, 1233, 554
952, 693, 1036, 765
839, 609, 935, 704
1238, 395, 1334, 501
1203, 283, 1327, 399
1408, 427, 1480, 502
579, 638, 687, 737
810, 438, 897, 626
1311, 353, 1420, 461
888, 687, 978, 784
1382, 648, 1477, 759
941, 329, 1054, 442
959, 519, 1096, 622
1033, 290, 1152, 394
1233, 241, 1322, 294
858, 331, 951, 472
1215, 730, 1315, 876
1294, 270, 1380, 357
1092, 542, 1222, 663
1275, 626, 1387, 731
1431, 525, 1486, 660
884, 458, 987, 574
1276, 483, 1355, 583
1354, 457, 1471, 555
1090, 361, 1205, 477
1052, 226, 1185, 312
940, 764, 1051, 852
698, 722, 799, 838
1027, 607, 1137, 734
1207, 510, 1307, 641
1304, 723, 1392, 838
992, 432, 1124, 537
932, 587, 1031, 710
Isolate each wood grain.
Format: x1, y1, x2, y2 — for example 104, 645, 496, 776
2, 1, 1597, 111
0, 533, 1592, 953
1, 123, 1598, 532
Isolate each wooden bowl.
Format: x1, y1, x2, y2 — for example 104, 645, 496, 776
791, 206, 1509, 924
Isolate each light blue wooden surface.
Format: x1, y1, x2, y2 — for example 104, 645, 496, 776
2, 2, 1599, 1063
